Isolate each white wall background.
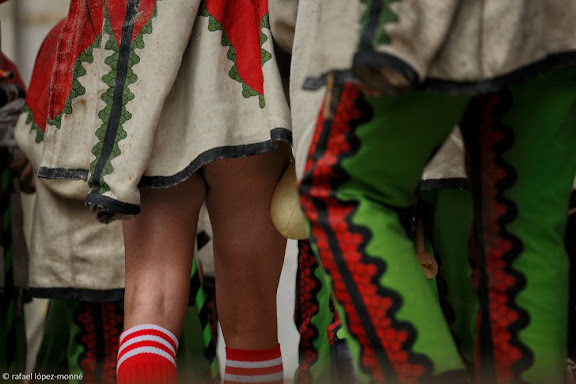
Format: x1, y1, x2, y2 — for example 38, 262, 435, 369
0, 1, 300, 380
0, 0, 70, 82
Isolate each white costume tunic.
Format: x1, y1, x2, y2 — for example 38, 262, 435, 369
38, 0, 291, 223
305, 0, 576, 95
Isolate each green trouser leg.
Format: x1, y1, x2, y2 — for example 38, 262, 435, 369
34, 299, 124, 384
432, 189, 476, 364
295, 240, 358, 384
294, 240, 334, 384
178, 256, 220, 383
300, 83, 470, 383
0, 293, 26, 380
461, 67, 576, 384
178, 303, 219, 384
34, 299, 77, 379
567, 194, 576, 360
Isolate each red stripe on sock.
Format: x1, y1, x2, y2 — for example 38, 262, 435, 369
117, 325, 178, 384
224, 344, 283, 384
118, 339, 176, 361
225, 344, 281, 361
121, 328, 177, 350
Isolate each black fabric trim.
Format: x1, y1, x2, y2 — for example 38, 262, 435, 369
353, 50, 419, 91
461, 92, 533, 379
37, 167, 89, 181
38, 128, 292, 186
424, 51, 576, 95
419, 178, 468, 191
196, 231, 211, 251
89, 0, 140, 194
361, 0, 382, 50
462, 97, 496, 380
294, 240, 322, 380
39, 129, 291, 218
27, 287, 124, 302
85, 193, 141, 216
303, 70, 355, 91
139, 127, 292, 188
303, 50, 576, 95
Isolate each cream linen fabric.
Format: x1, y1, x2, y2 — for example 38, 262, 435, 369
40, 1, 199, 207
195, 205, 215, 278
287, 0, 323, 180
28, 178, 125, 297
307, 0, 576, 92
39, 1, 291, 222
16, 109, 125, 297
421, 128, 467, 189
269, 0, 299, 54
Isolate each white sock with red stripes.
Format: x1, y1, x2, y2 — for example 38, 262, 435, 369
224, 344, 283, 384
116, 324, 178, 384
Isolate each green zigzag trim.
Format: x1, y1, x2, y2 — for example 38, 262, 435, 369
198, 3, 270, 109
360, 0, 401, 47
48, 33, 103, 129
89, 6, 156, 194
21, 105, 44, 143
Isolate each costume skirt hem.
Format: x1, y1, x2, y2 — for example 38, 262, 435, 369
41, 127, 292, 222
27, 287, 124, 302
304, 50, 576, 95
139, 127, 292, 188
419, 178, 468, 192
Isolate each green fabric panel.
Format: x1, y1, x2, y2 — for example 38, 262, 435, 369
177, 305, 213, 383
433, 189, 476, 363
307, 262, 336, 382
498, 68, 576, 383
336, 89, 469, 376
34, 300, 77, 376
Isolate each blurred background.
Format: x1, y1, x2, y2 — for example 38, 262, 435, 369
0, 0, 69, 82
0, 1, 300, 379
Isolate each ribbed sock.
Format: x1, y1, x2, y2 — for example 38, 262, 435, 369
223, 344, 283, 384
116, 324, 178, 384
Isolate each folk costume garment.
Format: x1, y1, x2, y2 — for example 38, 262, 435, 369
299, 1, 576, 384
38, 0, 291, 223
15, 21, 126, 300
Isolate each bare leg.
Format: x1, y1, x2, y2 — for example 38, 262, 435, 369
204, 144, 291, 350
122, 174, 207, 336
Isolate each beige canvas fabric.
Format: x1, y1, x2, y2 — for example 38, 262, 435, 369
307, 0, 576, 93
287, 0, 323, 181
140, 12, 291, 185
39, 1, 291, 223
40, 1, 199, 205
17, 110, 219, 295
269, 0, 299, 54
421, 128, 467, 190
16, 112, 125, 298
10, 180, 29, 289
27, 178, 125, 298
195, 204, 215, 278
